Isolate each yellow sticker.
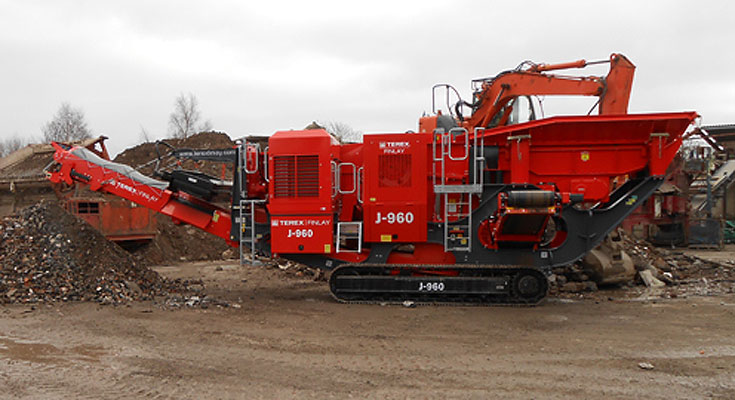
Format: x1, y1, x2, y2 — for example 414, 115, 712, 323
380, 234, 392, 242
324, 244, 331, 253
212, 212, 220, 222
370, 197, 376, 202
580, 151, 590, 162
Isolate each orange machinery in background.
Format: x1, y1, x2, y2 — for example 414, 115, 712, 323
64, 196, 157, 244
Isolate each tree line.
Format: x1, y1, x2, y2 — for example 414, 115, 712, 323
1, 93, 362, 158
0, 93, 212, 157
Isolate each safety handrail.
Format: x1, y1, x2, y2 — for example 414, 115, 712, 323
243, 142, 260, 174
446, 128, 470, 161
357, 167, 364, 204
336, 162, 357, 194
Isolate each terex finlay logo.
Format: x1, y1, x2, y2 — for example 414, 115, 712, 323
379, 141, 410, 154
271, 218, 330, 227
109, 179, 159, 202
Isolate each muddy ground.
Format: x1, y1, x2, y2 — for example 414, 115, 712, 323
1, 252, 735, 399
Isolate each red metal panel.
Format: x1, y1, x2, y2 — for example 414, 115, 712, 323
475, 112, 697, 201
362, 133, 429, 243
267, 129, 337, 216
509, 135, 530, 183
267, 129, 337, 254
270, 215, 333, 254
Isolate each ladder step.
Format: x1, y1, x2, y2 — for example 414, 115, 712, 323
435, 184, 483, 194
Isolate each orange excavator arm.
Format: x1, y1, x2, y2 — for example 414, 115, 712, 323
419, 54, 636, 133
465, 53, 635, 130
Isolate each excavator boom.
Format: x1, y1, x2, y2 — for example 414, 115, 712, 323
420, 53, 636, 133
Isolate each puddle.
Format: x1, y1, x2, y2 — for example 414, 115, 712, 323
0, 334, 105, 364
69, 345, 106, 363
0, 336, 64, 364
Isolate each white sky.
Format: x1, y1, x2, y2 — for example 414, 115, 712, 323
1, 0, 733, 156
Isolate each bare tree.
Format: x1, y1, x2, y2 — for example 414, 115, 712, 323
42, 103, 92, 143
168, 93, 212, 139
0, 136, 28, 157
321, 121, 363, 143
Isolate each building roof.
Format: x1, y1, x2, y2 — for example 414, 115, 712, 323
702, 124, 735, 142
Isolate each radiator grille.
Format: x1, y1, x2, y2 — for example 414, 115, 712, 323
379, 154, 412, 187
273, 155, 320, 198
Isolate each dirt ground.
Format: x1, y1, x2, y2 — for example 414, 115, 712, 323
1, 252, 735, 399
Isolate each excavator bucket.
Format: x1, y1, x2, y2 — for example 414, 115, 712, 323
581, 231, 635, 285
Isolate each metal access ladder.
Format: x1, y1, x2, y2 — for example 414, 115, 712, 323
238, 199, 265, 265
336, 221, 363, 253
433, 127, 485, 252
235, 139, 267, 265
333, 160, 362, 253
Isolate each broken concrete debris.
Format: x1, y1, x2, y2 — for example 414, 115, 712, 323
549, 229, 735, 298
262, 258, 325, 281
638, 362, 655, 370
0, 201, 175, 304
160, 294, 235, 309
639, 270, 666, 288
0, 201, 229, 307
0, 200, 319, 307
0, 198, 731, 306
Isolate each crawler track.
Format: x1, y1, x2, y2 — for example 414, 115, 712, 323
329, 264, 548, 306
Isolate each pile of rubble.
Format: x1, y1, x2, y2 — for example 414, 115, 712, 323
549, 264, 601, 294
131, 214, 233, 265
238, 254, 326, 281
0, 201, 178, 304
549, 229, 735, 299
268, 258, 326, 281
621, 234, 735, 298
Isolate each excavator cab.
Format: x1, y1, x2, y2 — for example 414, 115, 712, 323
505, 96, 539, 125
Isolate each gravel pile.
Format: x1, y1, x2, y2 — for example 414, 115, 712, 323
0, 201, 177, 304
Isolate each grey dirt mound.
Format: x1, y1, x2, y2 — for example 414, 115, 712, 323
0, 200, 177, 304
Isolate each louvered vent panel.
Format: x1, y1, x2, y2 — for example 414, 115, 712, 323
273, 156, 295, 198
296, 155, 319, 197
379, 154, 412, 187
273, 155, 319, 198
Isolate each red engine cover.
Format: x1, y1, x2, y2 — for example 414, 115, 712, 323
362, 133, 429, 243
267, 129, 339, 254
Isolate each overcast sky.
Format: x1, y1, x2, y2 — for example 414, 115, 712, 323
1, 0, 733, 156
